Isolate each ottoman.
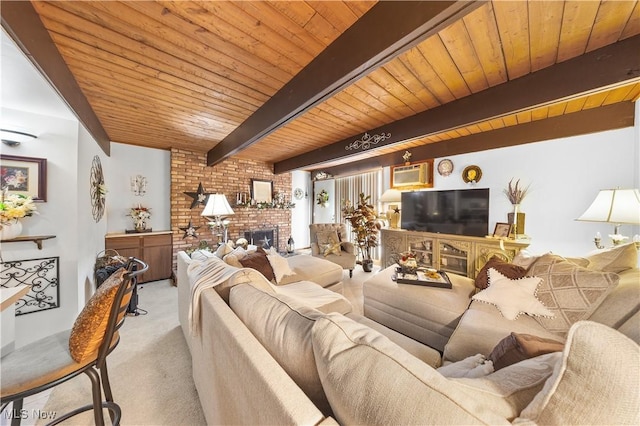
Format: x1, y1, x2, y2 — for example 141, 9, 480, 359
363, 266, 476, 351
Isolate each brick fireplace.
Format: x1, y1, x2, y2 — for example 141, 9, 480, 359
171, 148, 292, 269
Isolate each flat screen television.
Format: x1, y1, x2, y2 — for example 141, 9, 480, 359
401, 188, 490, 237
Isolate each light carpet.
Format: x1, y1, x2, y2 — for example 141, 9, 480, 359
40, 264, 379, 425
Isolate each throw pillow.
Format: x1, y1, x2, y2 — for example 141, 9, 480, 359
69, 268, 128, 363
316, 230, 340, 246
488, 332, 565, 371
475, 256, 527, 289
471, 268, 553, 321
239, 246, 275, 282
511, 249, 540, 269
320, 242, 342, 257
266, 251, 295, 284
527, 254, 619, 335
214, 242, 234, 259
516, 321, 639, 425
437, 354, 494, 378
586, 242, 638, 273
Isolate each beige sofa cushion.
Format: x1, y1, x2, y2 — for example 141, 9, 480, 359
280, 254, 343, 289
586, 242, 638, 273
311, 313, 511, 425
229, 284, 332, 416
528, 254, 619, 335
516, 321, 639, 425
274, 281, 352, 315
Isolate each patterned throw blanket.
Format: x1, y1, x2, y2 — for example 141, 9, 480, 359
187, 258, 273, 336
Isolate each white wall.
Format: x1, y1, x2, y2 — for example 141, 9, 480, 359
291, 170, 312, 248
387, 124, 638, 257
106, 143, 171, 233
1, 108, 83, 346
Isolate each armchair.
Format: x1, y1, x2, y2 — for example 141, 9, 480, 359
309, 223, 357, 278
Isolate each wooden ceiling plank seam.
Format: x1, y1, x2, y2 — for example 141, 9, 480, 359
302, 5, 343, 46
417, 35, 472, 99
601, 84, 637, 105
492, 0, 531, 80
486, 117, 506, 130
79, 0, 287, 93
206, 0, 486, 166
317, 102, 635, 177
462, 2, 508, 88
620, 1, 640, 39
564, 96, 589, 114
556, 0, 600, 63
531, 105, 549, 121
582, 91, 610, 110
528, 0, 564, 73
438, 19, 489, 93
1, 0, 111, 154
344, 0, 378, 17
399, 47, 454, 105
305, 0, 360, 33
195, 0, 315, 69
35, 3, 269, 105
585, 0, 638, 52
267, 1, 316, 28
331, 82, 403, 123
125, 1, 293, 85
366, 67, 429, 114
234, 1, 327, 58
623, 83, 640, 101
52, 33, 262, 113
274, 34, 640, 173
61, 52, 251, 124
547, 101, 568, 117
346, 77, 414, 121
157, 0, 303, 76
381, 60, 439, 109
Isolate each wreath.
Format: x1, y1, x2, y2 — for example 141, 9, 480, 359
316, 189, 329, 207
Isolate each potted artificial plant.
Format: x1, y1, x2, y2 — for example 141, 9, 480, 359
342, 193, 381, 272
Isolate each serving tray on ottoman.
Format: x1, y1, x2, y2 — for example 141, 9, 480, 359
392, 267, 453, 289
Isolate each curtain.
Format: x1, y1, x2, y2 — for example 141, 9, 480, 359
335, 170, 383, 260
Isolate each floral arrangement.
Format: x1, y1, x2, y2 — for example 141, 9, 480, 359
128, 205, 151, 230
0, 192, 37, 225
396, 251, 418, 274
504, 178, 530, 205
317, 189, 329, 207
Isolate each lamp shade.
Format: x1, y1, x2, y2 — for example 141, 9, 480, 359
201, 193, 234, 218
380, 189, 402, 203
576, 189, 640, 224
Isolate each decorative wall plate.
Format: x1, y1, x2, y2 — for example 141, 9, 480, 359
90, 155, 105, 222
462, 165, 482, 183
294, 187, 304, 200
437, 159, 454, 177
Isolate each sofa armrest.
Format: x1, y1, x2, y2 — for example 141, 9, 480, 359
311, 242, 320, 256
340, 241, 355, 254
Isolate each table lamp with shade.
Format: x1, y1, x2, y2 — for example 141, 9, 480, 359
201, 193, 235, 244
380, 188, 402, 229
576, 188, 640, 248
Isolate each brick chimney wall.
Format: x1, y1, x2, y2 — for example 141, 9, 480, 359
171, 148, 292, 270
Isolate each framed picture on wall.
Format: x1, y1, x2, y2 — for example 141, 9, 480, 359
0, 155, 47, 201
251, 179, 273, 203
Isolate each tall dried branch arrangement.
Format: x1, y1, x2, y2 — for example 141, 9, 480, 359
504, 178, 530, 204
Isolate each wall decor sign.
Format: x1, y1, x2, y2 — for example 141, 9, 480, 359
90, 155, 106, 222
345, 132, 391, 151
0, 154, 47, 201
251, 179, 273, 203
0, 256, 60, 315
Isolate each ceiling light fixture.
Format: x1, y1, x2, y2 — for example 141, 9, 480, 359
1, 128, 37, 147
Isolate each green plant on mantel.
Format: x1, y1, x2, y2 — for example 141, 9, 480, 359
341, 193, 381, 261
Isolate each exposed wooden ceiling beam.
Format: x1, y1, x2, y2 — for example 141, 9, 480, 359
318, 102, 635, 177
206, 0, 484, 167
1, 0, 111, 155
275, 34, 640, 174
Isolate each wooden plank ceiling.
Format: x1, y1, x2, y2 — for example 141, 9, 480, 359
5, 1, 640, 173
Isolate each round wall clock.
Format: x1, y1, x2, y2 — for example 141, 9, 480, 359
462, 165, 482, 183
90, 155, 106, 222
294, 187, 304, 200
437, 159, 454, 177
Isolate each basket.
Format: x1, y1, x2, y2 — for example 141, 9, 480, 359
94, 249, 128, 271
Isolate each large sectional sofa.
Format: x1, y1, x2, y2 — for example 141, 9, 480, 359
176, 243, 639, 425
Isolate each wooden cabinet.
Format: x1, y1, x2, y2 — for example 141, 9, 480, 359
381, 229, 530, 279
105, 231, 173, 283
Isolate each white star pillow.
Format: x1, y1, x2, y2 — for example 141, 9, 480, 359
472, 268, 554, 321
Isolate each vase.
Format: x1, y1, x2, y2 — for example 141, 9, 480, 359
0, 220, 23, 240
134, 220, 147, 232
507, 204, 525, 238
362, 258, 374, 272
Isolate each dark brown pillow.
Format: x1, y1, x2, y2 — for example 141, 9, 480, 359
239, 247, 275, 282
488, 332, 565, 371
475, 256, 527, 289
